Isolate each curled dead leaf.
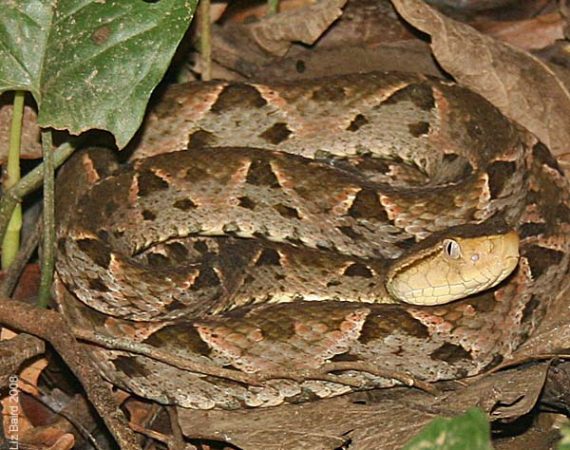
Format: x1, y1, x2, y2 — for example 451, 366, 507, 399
245, 0, 348, 56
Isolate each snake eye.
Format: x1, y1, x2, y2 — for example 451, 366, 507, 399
443, 239, 461, 259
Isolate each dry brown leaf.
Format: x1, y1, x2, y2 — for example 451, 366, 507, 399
0, 94, 42, 163
474, 12, 565, 51
543, 362, 570, 413
313, 0, 416, 49
225, 0, 317, 22
0, 333, 45, 387
18, 393, 106, 449
391, 0, 570, 163
0, 339, 47, 445
244, 0, 348, 55
19, 426, 76, 450
510, 283, 570, 360
427, 0, 522, 11
208, 2, 229, 23
177, 364, 547, 450
45, 434, 76, 450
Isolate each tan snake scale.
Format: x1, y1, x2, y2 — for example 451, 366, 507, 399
54, 72, 570, 410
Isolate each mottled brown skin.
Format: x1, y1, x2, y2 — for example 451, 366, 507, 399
55, 72, 570, 410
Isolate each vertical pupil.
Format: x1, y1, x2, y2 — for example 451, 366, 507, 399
445, 240, 457, 257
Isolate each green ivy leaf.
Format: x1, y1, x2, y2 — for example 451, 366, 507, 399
403, 408, 492, 450
0, 0, 197, 148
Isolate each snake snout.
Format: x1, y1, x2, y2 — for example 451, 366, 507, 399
502, 230, 520, 259
498, 230, 520, 281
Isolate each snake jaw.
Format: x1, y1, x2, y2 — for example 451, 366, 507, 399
386, 230, 520, 306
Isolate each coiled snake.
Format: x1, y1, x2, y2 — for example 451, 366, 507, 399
54, 72, 570, 410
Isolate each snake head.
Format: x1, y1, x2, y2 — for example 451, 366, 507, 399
386, 230, 520, 306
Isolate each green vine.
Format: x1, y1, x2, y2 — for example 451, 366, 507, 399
1, 91, 24, 269
268, 0, 280, 15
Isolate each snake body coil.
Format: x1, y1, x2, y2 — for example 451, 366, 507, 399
55, 72, 570, 410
